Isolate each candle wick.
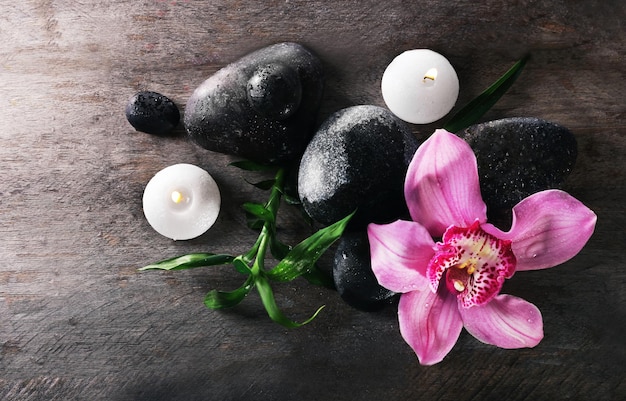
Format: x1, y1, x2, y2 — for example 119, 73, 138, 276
423, 67, 438, 82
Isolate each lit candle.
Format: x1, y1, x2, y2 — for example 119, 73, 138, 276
142, 163, 221, 240
381, 49, 459, 124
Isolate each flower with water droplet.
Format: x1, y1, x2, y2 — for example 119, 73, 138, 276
368, 130, 596, 365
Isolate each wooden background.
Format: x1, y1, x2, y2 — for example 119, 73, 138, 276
1, 0, 625, 400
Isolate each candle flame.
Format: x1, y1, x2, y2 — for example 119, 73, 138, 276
171, 190, 185, 204
423, 68, 438, 82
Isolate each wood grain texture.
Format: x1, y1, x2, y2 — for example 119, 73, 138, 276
1, 0, 625, 400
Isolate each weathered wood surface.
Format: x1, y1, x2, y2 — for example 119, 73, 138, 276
1, 0, 625, 400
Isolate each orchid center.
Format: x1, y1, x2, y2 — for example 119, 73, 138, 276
427, 220, 516, 308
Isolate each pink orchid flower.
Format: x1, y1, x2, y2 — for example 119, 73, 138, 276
368, 129, 596, 365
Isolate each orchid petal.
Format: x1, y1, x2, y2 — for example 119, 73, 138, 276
368, 221, 434, 293
404, 130, 487, 237
484, 190, 597, 271
398, 288, 463, 365
459, 294, 543, 348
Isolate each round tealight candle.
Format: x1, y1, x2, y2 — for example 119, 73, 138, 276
142, 163, 221, 240
381, 49, 459, 124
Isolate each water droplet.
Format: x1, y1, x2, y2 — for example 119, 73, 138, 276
525, 242, 546, 259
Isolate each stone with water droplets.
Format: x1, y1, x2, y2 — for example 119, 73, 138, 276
333, 231, 397, 311
247, 63, 302, 120
184, 42, 324, 165
458, 117, 577, 210
297, 105, 419, 227
125, 91, 180, 136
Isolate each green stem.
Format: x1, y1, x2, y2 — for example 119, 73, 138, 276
252, 226, 271, 274
243, 235, 263, 264
251, 168, 285, 275
265, 168, 285, 216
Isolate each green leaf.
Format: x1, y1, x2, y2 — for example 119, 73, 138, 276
302, 267, 336, 289
443, 55, 530, 133
139, 253, 234, 271
245, 212, 265, 231
204, 277, 254, 309
270, 237, 292, 260
245, 179, 276, 191
230, 160, 276, 172
242, 202, 275, 224
266, 211, 354, 282
255, 274, 324, 328
282, 193, 302, 206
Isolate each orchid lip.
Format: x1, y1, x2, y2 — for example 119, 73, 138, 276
427, 220, 517, 308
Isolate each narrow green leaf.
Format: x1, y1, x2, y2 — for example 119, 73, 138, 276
139, 253, 234, 271
229, 160, 276, 172
444, 55, 530, 133
270, 237, 292, 260
204, 277, 254, 309
282, 193, 302, 206
245, 212, 265, 231
302, 267, 336, 289
266, 211, 354, 282
242, 202, 275, 224
255, 274, 324, 328
245, 179, 276, 191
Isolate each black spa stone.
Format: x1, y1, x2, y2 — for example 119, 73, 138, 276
458, 117, 577, 211
333, 231, 397, 311
298, 105, 419, 228
184, 42, 324, 165
125, 91, 180, 136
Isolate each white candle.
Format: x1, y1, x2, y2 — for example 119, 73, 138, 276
381, 49, 459, 124
142, 163, 221, 240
